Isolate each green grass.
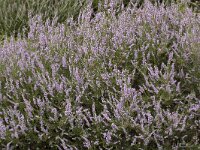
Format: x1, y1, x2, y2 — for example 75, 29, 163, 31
0, 0, 87, 37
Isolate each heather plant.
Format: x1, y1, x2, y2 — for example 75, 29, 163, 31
0, 0, 199, 38
0, 0, 199, 40
0, 0, 200, 149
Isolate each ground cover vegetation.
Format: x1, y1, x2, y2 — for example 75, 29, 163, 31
0, 0, 200, 149
0, 0, 199, 38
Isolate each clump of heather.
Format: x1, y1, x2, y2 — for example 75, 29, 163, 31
0, 1, 200, 149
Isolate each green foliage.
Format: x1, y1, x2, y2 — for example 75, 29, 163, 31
0, 0, 86, 37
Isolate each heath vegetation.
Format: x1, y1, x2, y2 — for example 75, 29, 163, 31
0, 0, 200, 149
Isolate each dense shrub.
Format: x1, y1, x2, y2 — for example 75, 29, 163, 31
0, 0, 200, 149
